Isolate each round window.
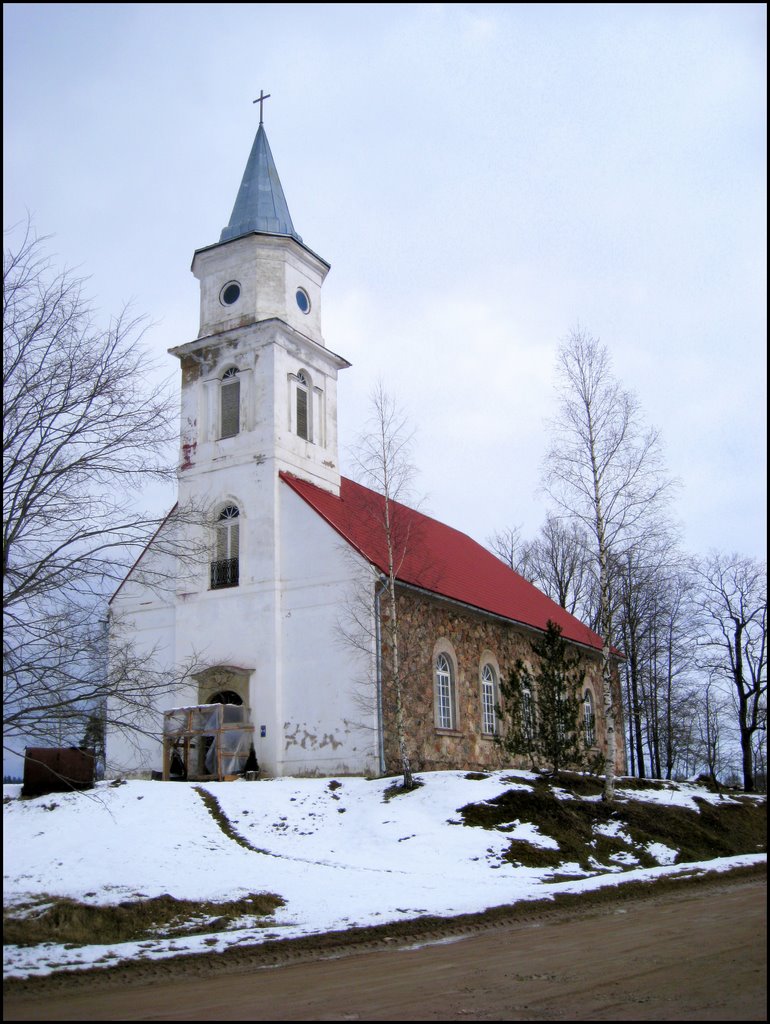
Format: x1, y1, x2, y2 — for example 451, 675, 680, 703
295, 287, 310, 314
220, 282, 241, 306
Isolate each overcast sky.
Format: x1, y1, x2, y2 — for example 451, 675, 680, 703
4, 3, 766, 561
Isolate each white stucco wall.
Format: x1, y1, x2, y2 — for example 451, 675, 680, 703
192, 234, 328, 344
107, 218, 366, 778
277, 482, 380, 776
107, 520, 188, 776
107, 475, 381, 779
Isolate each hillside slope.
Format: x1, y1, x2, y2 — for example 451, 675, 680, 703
3, 769, 765, 980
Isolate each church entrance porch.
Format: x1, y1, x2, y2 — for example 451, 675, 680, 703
162, 703, 255, 781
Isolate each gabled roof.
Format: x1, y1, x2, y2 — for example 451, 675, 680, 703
220, 123, 302, 244
280, 473, 606, 653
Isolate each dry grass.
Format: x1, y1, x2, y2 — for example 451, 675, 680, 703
459, 774, 766, 871
382, 777, 425, 801
3, 891, 284, 948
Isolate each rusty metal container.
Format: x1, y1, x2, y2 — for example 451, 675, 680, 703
22, 747, 96, 797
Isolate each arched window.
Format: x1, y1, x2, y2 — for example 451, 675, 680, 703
522, 687, 535, 743
220, 368, 240, 439
584, 689, 596, 746
481, 664, 498, 735
195, 666, 251, 709
296, 370, 309, 441
210, 505, 239, 589
435, 652, 456, 730
206, 690, 243, 706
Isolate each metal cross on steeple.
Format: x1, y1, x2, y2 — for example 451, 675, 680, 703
253, 90, 271, 125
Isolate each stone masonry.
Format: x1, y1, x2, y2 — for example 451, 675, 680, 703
380, 586, 626, 775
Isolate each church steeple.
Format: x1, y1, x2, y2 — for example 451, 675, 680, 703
190, 102, 330, 345
220, 122, 302, 244
178, 101, 347, 497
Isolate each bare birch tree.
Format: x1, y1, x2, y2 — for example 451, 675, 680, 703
3, 224, 201, 758
694, 671, 733, 789
695, 552, 767, 792
544, 327, 674, 800
348, 383, 419, 789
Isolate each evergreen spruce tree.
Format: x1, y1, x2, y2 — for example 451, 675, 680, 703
498, 620, 586, 773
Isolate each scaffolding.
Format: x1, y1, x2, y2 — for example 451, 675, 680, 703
162, 704, 255, 781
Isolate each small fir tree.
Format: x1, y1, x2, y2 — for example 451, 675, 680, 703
498, 620, 586, 773
80, 706, 106, 778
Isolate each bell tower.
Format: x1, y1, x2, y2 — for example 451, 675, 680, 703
108, 101, 377, 782
169, 106, 349, 499
162, 103, 352, 777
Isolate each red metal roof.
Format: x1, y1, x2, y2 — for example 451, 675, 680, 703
281, 472, 605, 652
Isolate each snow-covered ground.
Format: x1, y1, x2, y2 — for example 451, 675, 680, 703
3, 770, 764, 979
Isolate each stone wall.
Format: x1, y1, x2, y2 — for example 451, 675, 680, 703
380, 586, 626, 775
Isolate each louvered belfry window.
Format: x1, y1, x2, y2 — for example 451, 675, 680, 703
220, 368, 240, 439
296, 371, 309, 440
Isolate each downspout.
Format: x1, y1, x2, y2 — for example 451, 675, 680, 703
374, 575, 388, 775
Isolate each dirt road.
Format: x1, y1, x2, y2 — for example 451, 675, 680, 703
4, 871, 766, 1021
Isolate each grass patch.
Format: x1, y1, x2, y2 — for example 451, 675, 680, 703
193, 785, 270, 854
549, 771, 604, 796
382, 778, 424, 801
499, 775, 534, 789
464, 772, 491, 781
459, 777, 766, 871
3, 891, 284, 947
615, 776, 673, 791
502, 840, 564, 868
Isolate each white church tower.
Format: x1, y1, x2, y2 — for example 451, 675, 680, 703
174, 110, 349, 502
109, 107, 380, 779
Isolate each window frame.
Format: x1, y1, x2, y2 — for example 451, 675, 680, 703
522, 685, 536, 743
219, 367, 241, 439
434, 651, 457, 731
210, 504, 240, 589
584, 688, 596, 747
480, 663, 498, 736
288, 368, 325, 445
295, 370, 310, 441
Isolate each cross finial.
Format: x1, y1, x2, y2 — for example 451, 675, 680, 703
253, 90, 271, 125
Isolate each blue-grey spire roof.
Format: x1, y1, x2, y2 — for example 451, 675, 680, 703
220, 124, 302, 244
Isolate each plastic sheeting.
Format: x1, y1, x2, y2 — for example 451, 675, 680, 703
204, 726, 253, 776
162, 704, 254, 780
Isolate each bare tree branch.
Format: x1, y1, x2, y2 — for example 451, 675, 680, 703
543, 326, 677, 800
344, 382, 420, 789
3, 222, 206, 755
694, 552, 767, 792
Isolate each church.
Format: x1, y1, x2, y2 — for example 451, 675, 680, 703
108, 111, 625, 780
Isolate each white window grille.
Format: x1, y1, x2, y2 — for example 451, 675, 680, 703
584, 689, 596, 746
436, 653, 455, 730
481, 664, 497, 734
522, 687, 535, 742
